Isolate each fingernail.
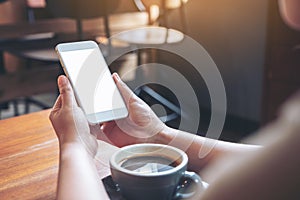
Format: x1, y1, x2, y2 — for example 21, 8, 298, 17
114, 73, 121, 82
58, 75, 67, 86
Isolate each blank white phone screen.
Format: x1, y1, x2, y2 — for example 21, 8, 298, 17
61, 48, 125, 115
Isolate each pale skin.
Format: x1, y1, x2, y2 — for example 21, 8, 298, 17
278, 0, 300, 31
49, 76, 109, 200
50, 1, 300, 198
51, 73, 300, 199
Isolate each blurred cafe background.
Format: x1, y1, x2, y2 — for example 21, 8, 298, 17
0, 0, 299, 143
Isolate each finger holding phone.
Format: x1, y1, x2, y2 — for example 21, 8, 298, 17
95, 73, 166, 147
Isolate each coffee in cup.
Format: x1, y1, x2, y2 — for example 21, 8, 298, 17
110, 143, 204, 200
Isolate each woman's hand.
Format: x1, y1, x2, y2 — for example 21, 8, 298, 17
92, 73, 166, 147
49, 75, 98, 157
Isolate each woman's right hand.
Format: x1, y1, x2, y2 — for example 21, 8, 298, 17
91, 73, 167, 147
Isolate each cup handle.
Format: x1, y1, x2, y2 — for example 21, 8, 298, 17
174, 171, 204, 199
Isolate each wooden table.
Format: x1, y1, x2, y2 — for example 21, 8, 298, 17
0, 109, 118, 200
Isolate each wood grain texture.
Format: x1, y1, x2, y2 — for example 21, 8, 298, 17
0, 110, 118, 200
0, 110, 58, 200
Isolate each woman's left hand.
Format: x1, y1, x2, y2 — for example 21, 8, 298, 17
49, 75, 98, 158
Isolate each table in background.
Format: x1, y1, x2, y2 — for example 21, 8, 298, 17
0, 109, 117, 200
0, 16, 145, 105
0, 18, 111, 114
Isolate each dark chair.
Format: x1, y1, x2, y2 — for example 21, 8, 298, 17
47, 0, 139, 75
0, 0, 23, 117
1, 0, 123, 117
46, 0, 126, 65
1, 2, 59, 117
46, 0, 120, 40
0, 0, 9, 116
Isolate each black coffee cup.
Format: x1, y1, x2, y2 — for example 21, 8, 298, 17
110, 144, 204, 200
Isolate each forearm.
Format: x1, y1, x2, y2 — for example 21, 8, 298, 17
200, 118, 300, 199
156, 126, 260, 171
57, 144, 109, 200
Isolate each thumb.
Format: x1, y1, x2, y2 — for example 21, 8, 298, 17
112, 73, 136, 107
57, 75, 76, 108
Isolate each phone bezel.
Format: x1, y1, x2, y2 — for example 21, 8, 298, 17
55, 40, 128, 124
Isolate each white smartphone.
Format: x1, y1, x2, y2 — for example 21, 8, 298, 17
55, 40, 128, 124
